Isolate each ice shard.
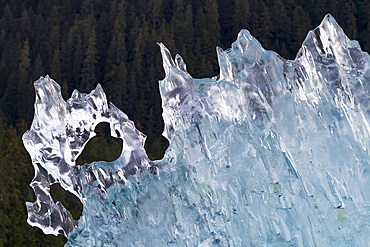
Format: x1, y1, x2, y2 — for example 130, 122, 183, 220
23, 14, 369, 246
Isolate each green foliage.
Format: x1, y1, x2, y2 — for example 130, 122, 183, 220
77, 123, 123, 165
0, 0, 367, 245
292, 5, 311, 54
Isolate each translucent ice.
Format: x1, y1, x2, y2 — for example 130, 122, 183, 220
23, 14, 369, 246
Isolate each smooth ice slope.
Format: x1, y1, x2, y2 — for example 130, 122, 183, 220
23, 14, 369, 246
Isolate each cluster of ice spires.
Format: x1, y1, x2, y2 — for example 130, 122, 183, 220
23, 14, 369, 246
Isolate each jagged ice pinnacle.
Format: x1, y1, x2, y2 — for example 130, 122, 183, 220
22, 14, 369, 246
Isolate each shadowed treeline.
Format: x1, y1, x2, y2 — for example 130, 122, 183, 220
0, 0, 368, 245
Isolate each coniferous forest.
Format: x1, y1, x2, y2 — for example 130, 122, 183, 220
0, 0, 368, 245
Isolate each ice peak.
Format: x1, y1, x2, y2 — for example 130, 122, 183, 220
23, 14, 370, 246
297, 14, 358, 68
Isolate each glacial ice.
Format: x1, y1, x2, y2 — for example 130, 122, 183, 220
23, 14, 369, 246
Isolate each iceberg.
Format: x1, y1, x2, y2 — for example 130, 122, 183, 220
23, 14, 369, 246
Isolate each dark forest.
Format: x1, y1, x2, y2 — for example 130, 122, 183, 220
0, 0, 368, 245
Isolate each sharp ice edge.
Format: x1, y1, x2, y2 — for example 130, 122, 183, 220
22, 77, 150, 236
23, 14, 369, 246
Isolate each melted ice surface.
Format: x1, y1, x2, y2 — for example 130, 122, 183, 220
23, 14, 369, 246
23, 78, 150, 236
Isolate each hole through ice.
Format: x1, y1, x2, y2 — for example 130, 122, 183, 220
76, 122, 123, 165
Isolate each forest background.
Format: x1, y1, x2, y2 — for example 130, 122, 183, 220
0, 0, 368, 246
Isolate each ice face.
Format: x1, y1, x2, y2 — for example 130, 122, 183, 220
23, 14, 369, 246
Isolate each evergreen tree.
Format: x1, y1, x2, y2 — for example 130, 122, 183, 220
45, 6, 61, 68
233, 0, 251, 34
0, 4, 14, 42
0, 125, 35, 246
17, 38, 34, 124
194, 0, 221, 76
255, 3, 273, 50
51, 48, 62, 82
19, 8, 31, 39
343, 0, 357, 39
217, 0, 235, 46
18, 38, 30, 84
73, 33, 84, 88
33, 53, 44, 81
292, 5, 312, 53
270, 0, 290, 57
105, 0, 127, 68
82, 29, 98, 91
104, 0, 128, 107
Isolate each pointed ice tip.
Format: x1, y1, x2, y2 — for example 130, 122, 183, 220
34, 76, 45, 86
317, 13, 345, 35
174, 54, 187, 73
216, 46, 225, 61
71, 89, 80, 99
320, 13, 338, 26
216, 46, 224, 54
158, 43, 175, 77
325, 13, 333, 20
95, 83, 103, 91
296, 13, 351, 60
33, 75, 61, 92
91, 83, 108, 102
93, 83, 104, 96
